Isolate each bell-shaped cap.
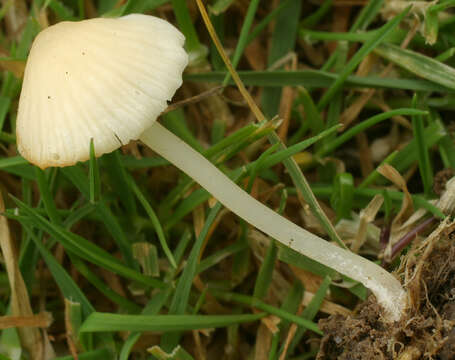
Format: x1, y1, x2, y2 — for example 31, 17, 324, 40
17, 14, 188, 168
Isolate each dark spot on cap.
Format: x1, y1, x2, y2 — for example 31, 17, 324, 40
113, 132, 123, 146
47, 96, 51, 99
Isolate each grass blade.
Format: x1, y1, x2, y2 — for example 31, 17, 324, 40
129, 177, 177, 269
162, 202, 223, 350
80, 312, 266, 332
186, 69, 453, 92
317, 7, 410, 110
261, 0, 301, 118
21, 225, 95, 318
317, 109, 428, 157
13, 198, 165, 288
212, 291, 321, 334
375, 42, 455, 90
411, 95, 433, 196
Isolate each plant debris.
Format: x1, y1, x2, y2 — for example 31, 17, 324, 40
318, 220, 455, 359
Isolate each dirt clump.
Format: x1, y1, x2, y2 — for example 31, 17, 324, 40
433, 169, 455, 196
318, 224, 455, 360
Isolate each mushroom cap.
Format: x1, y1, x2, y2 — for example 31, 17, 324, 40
17, 14, 188, 168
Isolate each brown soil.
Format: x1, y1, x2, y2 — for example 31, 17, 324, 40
317, 223, 455, 360
433, 169, 455, 196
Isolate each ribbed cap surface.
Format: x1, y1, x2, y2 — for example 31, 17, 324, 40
17, 14, 188, 168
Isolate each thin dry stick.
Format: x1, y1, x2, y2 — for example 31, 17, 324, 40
191, 329, 206, 360
390, 216, 437, 261
194, 0, 266, 123
0, 313, 52, 329
163, 85, 225, 114
280, 320, 298, 360
199, 208, 230, 261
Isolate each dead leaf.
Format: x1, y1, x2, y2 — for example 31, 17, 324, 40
378, 164, 414, 261
351, 194, 383, 253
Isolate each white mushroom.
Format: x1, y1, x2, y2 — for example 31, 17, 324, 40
17, 14, 187, 167
17, 14, 406, 322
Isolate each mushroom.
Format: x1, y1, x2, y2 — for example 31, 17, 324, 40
17, 14, 406, 321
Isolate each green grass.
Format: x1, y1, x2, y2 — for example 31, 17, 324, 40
0, 1, 454, 359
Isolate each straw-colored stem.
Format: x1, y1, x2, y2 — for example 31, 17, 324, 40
140, 122, 406, 322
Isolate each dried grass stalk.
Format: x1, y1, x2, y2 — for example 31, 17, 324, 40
0, 193, 54, 359
0, 313, 52, 330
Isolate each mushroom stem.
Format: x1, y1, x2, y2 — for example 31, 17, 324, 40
140, 122, 407, 322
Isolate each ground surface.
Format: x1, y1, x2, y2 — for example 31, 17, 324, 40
319, 232, 455, 360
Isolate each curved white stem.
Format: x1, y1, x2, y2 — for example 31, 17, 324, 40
140, 122, 406, 322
